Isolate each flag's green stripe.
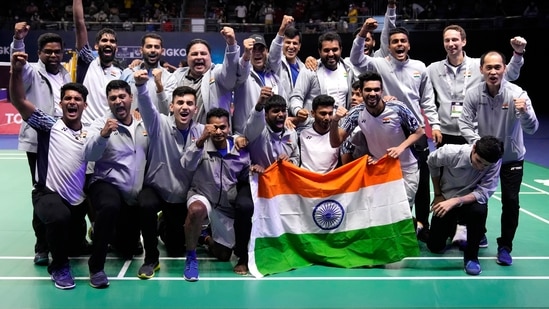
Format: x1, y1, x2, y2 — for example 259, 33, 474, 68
253, 219, 419, 276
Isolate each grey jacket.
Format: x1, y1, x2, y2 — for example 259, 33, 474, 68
137, 84, 204, 203
84, 115, 149, 205
10, 38, 71, 152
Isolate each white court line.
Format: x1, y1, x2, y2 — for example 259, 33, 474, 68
117, 260, 132, 278
491, 186, 549, 224
522, 182, 549, 195
0, 256, 218, 261
1, 276, 549, 281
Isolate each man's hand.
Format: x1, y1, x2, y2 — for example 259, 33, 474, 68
242, 38, 254, 62
358, 18, 378, 37
250, 164, 265, 174
234, 135, 249, 150
220, 26, 236, 46
152, 68, 164, 92
432, 129, 442, 145
304, 56, 318, 71
278, 15, 294, 36
10, 52, 28, 72
100, 118, 119, 138
332, 105, 348, 122
133, 69, 149, 86
514, 98, 528, 114
128, 59, 143, 69
510, 36, 527, 54
14, 22, 30, 40
431, 197, 459, 218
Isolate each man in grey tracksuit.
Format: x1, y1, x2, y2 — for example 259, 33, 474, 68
459, 50, 538, 267
84, 80, 149, 288
134, 69, 205, 278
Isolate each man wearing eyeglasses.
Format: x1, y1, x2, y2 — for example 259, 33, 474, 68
9, 22, 89, 266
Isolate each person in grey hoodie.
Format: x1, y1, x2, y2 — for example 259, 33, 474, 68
84, 80, 149, 289
134, 67, 205, 279
459, 50, 538, 268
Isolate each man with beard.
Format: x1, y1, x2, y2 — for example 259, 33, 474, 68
232, 15, 294, 135
84, 80, 149, 288
350, 19, 437, 242
245, 88, 300, 169
180, 108, 262, 282
10, 52, 90, 290
459, 51, 538, 267
73, 0, 124, 127
298, 94, 339, 173
172, 27, 243, 124
288, 31, 355, 134
329, 71, 424, 211
9, 22, 88, 266
121, 33, 177, 116
134, 67, 204, 277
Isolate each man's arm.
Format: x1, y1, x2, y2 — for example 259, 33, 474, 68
329, 106, 351, 148
9, 52, 35, 121
73, 0, 88, 51
504, 36, 527, 81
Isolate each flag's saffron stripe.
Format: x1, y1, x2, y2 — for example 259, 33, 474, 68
258, 156, 403, 199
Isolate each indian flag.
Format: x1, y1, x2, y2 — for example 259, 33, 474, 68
248, 155, 419, 278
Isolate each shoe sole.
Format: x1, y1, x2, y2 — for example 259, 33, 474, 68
89, 282, 110, 289
34, 258, 49, 266
496, 260, 512, 266
137, 264, 160, 279
479, 244, 489, 248
464, 268, 482, 276
184, 276, 199, 282
54, 282, 76, 290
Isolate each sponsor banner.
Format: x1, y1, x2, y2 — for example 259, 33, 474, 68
0, 102, 21, 135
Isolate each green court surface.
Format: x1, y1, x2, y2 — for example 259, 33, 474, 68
1, 150, 548, 309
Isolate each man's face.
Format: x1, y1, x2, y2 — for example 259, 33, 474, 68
388, 33, 410, 62
363, 32, 375, 56
60, 89, 87, 122
351, 87, 364, 107
312, 105, 333, 131
283, 36, 301, 63
480, 53, 506, 88
319, 40, 341, 70
208, 116, 231, 145
251, 44, 268, 71
95, 33, 117, 63
171, 93, 197, 129
38, 42, 63, 73
265, 106, 287, 133
443, 29, 465, 58
361, 80, 383, 109
141, 37, 164, 67
471, 147, 494, 171
187, 43, 212, 78
107, 88, 132, 123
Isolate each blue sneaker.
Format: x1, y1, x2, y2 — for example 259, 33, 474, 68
89, 270, 110, 288
497, 247, 513, 266
464, 260, 482, 276
479, 235, 489, 248
51, 264, 75, 289
184, 257, 199, 282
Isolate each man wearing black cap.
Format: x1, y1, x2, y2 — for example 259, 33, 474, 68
232, 15, 295, 135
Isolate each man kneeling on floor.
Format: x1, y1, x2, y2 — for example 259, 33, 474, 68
180, 108, 263, 281
427, 135, 503, 275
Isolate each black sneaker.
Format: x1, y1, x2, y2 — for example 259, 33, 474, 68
34, 251, 49, 266
137, 261, 160, 279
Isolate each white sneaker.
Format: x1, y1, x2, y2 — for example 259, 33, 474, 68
416, 221, 424, 235
452, 224, 467, 246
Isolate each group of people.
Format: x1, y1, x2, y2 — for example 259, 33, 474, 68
8, 0, 538, 290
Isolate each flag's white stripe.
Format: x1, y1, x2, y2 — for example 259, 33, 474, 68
252, 178, 411, 238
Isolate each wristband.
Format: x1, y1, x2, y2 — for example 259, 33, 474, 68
514, 50, 525, 56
